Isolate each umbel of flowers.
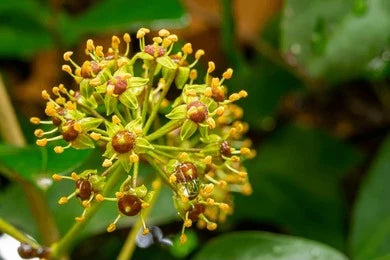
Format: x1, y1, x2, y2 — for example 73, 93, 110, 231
31, 28, 254, 246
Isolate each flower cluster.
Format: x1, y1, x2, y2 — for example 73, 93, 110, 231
31, 28, 254, 244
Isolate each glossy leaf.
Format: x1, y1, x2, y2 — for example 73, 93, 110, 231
193, 231, 347, 260
281, 0, 390, 83
234, 124, 363, 249
350, 135, 390, 260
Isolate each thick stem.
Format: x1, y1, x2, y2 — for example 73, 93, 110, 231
145, 119, 184, 142
117, 179, 162, 260
50, 166, 124, 258
0, 218, 40, 249
0, 74, 60, 245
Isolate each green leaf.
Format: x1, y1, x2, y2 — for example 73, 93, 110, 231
156, 56, 178, 70
175, 66, 190, 89
281, 0, 390, 83
104, 94, 118, 115
170, 230, 198, 258
0, 0, 52, 59
58, 0, 187, 46
80, 79, 94, 97
119, 89, 138, 109
71, 134, 95, 149
192, 231, 348, 260
0, 144, 92, 185
234, 124, 363, 249
350, 134, 390, 260
79, 117, 103, 132
128, 77, 149, 88
166, 104, 187, 120
180, 119, 197, 140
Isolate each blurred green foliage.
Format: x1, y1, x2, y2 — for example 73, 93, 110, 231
0, 0, 390, 259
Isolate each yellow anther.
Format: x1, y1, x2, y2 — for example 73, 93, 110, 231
95, 194, 105, 202
52, 86, 60, 95
112, 115, 121, 124
178, 152, 189, 161
136, 29, 146, 39
115, 192, 124, 198
206, 222, 217, 231
52, 174, 62, 181
206, 117, 216, 129
82, 200, 91, 208
184, 219, 192, 227
239, 90, 248, 98
90, 132, 101, 141
86, 39, 95, 52
158, 29, 170, 37
222, 68, 233, 79
107, 223, 116, 233
206, 198, 215, 206
238, 171, 248, 178
62, 64, 72, 74
219, 203, 230, 212
205, 87, 212, 97
152, 37, 163, 44
190, 69, 198, 80
203, 155, 212, 165
169, 174, 177, 183
63, 51, 73, 61
215, 106, 225, 116
95, 46, 104, 57
219, 180, 228, 188
75, 216, 85, 222
36, 138, 48, 147
41, 90, 50, 100
229, 93, 240, 102
54, 146, 64, 154
129, 153, 139, 163
185, 89, 197, 97
102, 159, 113, 167
112, 35, 120, 49
203, 183, 214, 194
240, 147, 251, 155
123, 33, 131, 43
142, 228, 150, 235
167, 34, 178, 42
195, 49, 205, 60
142, 202, 150, 208
211, 77, 219, 88
182, 43, 193, 54
207, 61, 215, 73
58, 197, 68, 205
30, 117, 40, 125
34, 129, 44, 138
180, 234, 187, 244
73, 122, 82, 132
241, 183, 253, 195
71, 172, 80, 181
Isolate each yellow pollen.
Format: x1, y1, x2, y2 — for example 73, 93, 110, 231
63, 51, 73, 61
123, 33, 131, 43
107, 223, 116, 233
58, 197, 68, 205
207, 61, 215, 73
195, 49, 205, 60
52, 174, 62, 181
36, 138, 48, 147
54, 146, 64, 154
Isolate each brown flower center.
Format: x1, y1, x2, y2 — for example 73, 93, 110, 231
112, 130, 136, 154
188, 203, 206, 221
220, 141, 231, 157
76, 179, 93, 200
187, 101, 208, 123
118, 194, 142, 216
62, 120, 79, 141
144, 44, 166, 57
109, 76, 128, 95
175, 162, 198, 182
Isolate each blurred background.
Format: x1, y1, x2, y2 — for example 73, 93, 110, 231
0, 0, 389, 259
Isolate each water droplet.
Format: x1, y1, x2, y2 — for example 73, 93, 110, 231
35, 176, 52, 190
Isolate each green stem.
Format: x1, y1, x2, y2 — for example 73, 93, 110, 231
50, 166, 124, 258
0, 218, 40, 249
145, 119, 183, 142
141, 62, 156, 124
117, 179, 162, 260
132, 161, 139, 188
153, 144, 201, 153
143, 73, 175, 134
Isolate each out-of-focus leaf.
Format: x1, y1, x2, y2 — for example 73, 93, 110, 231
170, 230, 198, 258
350, 135, 390, 260
234, 124, 363, 249
58, 0, 187, 46
0, 144, 92, 185
192, 231, 348, 260
281, 0, 390, 83
0, 0, 52, 58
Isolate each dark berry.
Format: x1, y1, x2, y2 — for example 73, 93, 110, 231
220, 141, 231, 157
187, 101, 208, 123
52, 107, 65, 126
175, 162, 198, 182
118, 194, 142, 216
36, 247, 51, 259
188, 203, 206, 221
144, 44, 166, 57
112, 130, 136, 154
76, 179, 93, 200
61, 120, 79, 142
17, 243, 37, 259
109, 76, 128, 95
